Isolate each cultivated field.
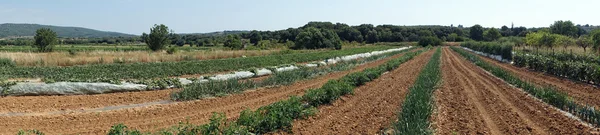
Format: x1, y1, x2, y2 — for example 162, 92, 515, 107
3, 44, 600, 135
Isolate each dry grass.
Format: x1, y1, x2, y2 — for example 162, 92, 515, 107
0, 49, 282, 67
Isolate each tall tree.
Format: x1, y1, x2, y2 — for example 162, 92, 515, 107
591, 29, 600, 53
550, 20, 578, 37
249, 30, 263, 45
469, 25, 484, 41
142, 24, 171, 51
224, 35, 243, 49
34, 28, 57, 52
483, 28, 502, 41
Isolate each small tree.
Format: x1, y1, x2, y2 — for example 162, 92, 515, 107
555, 35, 575, 52
577, 35, 593, 52
142, 24, 171, 51
224, 35, 243, 49
34, 28, 57, 52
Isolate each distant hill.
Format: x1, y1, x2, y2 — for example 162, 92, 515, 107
181, 30, 250, 36
0, 23, 135, 38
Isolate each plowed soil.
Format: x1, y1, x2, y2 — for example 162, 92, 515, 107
0, 50, 415, 114
476, 51, 600, 108
434, 48, 593, 134
0, 50, 416, 134
277, 49, 434, 134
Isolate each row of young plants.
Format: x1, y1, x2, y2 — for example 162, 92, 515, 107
513, 52, 600, 85
452, 46, 600, 128
393, 47, 441, 135
0, 46, 396, 83
99, 47, 426, 135
171, 47, 416, 101
523, 51, 600, 64
461, 41, 513, 61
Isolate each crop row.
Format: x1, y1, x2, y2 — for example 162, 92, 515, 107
0, 46, 396, 83
461, 41, 513, 61
100, 46, 426, 134
452, 47, 600, 128
171, 47, 415, 101
513, 52, 600, 85
394, 47, 441, 134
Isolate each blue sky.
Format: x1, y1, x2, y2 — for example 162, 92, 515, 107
0, 0, 598, 34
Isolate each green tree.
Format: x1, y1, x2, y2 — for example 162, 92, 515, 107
591, 29, 600, 53
550, 20, 578, 37
577, 35, 593, 52
294, 27, 342, 50
249, 30, 263, 45
365, 30, 378, 43
483, 28, 502, 41
33, 28, 57, 52
469, 25, 484, 41
418, 36, 442, 47
224, 35, 243, 49
142, 24, 171, 51
555, 35, 575, 52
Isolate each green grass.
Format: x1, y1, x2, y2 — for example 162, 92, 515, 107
0, 46, 397, 83
102, 47, 426, 135
452, 46, 600, 128
394, 47, 441, 135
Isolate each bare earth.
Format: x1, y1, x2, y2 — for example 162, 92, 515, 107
434, 47, 594, 135
0, 49, 415, 134
276, 49, 434, 134
476, 51, 600, 109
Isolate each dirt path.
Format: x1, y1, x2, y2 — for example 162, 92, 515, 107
0, 50, 417, 135
475, 51, 600, 109
434, 48, 592, 135
276, 49, 434, 134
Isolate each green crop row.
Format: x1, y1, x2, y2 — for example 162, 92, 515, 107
521, 51, 600, 64
101, 46, 426, 135
513, 52, 600, 85
394, 47, 441, 135
171, 47, 415, 101
461, 41, 513, 61
452, 46, 600, 128
0, 46, 396, 83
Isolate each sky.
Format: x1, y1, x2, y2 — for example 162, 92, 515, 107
0, 0, 598, 35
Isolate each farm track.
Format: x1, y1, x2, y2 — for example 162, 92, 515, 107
475, 51, 600, 109
434, 47, 592, 134
0, 49, 418, 134
273, 49, 434, 134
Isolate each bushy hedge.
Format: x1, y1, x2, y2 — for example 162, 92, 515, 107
0, 58, 15, 67
417, 36, 442, 47
513, 53, 600, 85
461, 41, 513, 61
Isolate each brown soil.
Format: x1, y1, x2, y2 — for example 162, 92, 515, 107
434, 47, 594, 134
0, 49, 417, 134
274, 49, 434, 134
476, 51, 600, 109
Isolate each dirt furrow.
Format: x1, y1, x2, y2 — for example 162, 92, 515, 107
0, 50, 415, 135
476, 51, 600, 108
0, 50, 416, 114
277, 49, 434, 134
434, 47, 592, 135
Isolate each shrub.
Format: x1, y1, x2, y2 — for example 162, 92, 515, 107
418, 36, 442, 47
461, 41, 513, 61
0, 58, 16, 67
166, 47, 178, 54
